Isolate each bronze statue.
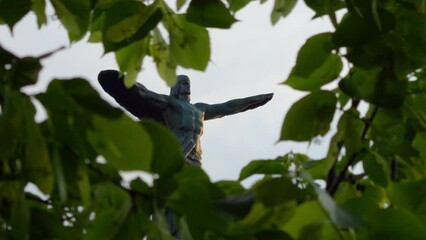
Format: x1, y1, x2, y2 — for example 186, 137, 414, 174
98, 70, 273, 167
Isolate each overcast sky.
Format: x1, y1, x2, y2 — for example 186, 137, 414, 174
0, 1, 335, 185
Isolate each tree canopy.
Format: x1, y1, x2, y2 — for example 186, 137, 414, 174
1, 0, 426, 239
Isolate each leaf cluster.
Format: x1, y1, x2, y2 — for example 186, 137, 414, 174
1, 0, 426, 239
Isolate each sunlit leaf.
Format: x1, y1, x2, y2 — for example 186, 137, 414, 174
284, 32, 342, 91
168, 14, 210, 71
150, 28, 176, 85
280, 90, 337, 141
186, 0, 237, 28
115, 37, 150, 87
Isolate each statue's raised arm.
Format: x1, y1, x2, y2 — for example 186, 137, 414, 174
98, 70, 169, 123
195, 93, 274, 120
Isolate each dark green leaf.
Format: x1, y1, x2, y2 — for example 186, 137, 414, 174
0, 0, 31, 29
168, 14, 210, 71
304, 0, 345, 18
333, 12, 380, 47
0, 90, 23, 160
215, 192, 254, 218
362, 209, 426, 239
88, 115, 153, 171
141, 120, 184, 177
50, 0, 91, 41
186, 0, 237, 29
339, 67, 407, 108
255, 230, 292, 240
239, 157, 288, 181
388, 180, 426, 213
271, 0, 297, 25
280, 90, 337, 141
22, 97, 53, 194
7, 57, 42, 90
102, 0, 162, 52
284, 32, 342, 91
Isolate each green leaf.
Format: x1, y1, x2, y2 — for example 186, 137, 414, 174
22, 97, 54, 194
31, 0, 47, 27
280, 90, 337, 141
227, 0, 252, 12
76, 163, 91, 206
304, 0, 345, 18
168, 166, 228, 234
239, 157, 288, 181
413, 132, 426, 158
88, 115, 153, 171
0, 0, 31, 29
253, 177, 306, 207
176, 0, 187, 10
388, 180, 426, 214
115, 38, 150, 87
0, 90, 24, 160
86, 183, 132, 239
50, 0, 91, 41
336, 109, 364, 155
333, 12, 381, 47
150, 28, 176, 85
362, 151, 389, 187
271, 0, 297, 25
215, 192, 254, 218
339, 67, 407, 108
311, 179, 365, 228
283, 200, 328, 239
284, 32, 342, 91
168, 14, 210, 71
141, 120, 184, 177
186, 0, 237, 29
102, 0, 162, 52
4, 57, 42, 90
362, 209, 426, 239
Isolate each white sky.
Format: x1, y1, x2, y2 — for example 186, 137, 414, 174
0, 1, 336, 185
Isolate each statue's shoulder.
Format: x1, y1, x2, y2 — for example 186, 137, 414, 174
194, 102, 208, 111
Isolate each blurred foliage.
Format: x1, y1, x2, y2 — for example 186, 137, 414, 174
1, 0, 426, 239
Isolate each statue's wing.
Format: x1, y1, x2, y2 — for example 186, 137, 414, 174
98, 70, 166, 125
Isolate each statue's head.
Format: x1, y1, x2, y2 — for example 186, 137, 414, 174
170, 75, 191, 101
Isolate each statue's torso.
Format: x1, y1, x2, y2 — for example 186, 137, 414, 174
163, 99, 205, 166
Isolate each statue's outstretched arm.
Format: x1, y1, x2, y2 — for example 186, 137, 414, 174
198, 93, 273, 120
98, 70, 169, 120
